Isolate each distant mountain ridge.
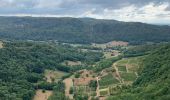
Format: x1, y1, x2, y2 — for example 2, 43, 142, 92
0, 16, 170, 44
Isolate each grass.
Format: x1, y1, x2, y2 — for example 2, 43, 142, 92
45, 70, 68, 83
109, 86, 121, 95
99, 74, 119, 87
117, 65, 127, 72
100, 89, 108, 96
120, 72, 137, 81
104, 52, 113, 59
116, 59, 128, 66
61, 60, 81, 66
116, 56, 144, 73
74, 86, 95, 96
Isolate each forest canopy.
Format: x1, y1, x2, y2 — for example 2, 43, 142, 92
0, 17, 170, 44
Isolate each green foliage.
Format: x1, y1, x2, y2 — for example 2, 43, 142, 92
100, 90, 108, 96
99, 74, 119, 87
89, 80, 97, 90
117, 65, 127, 72
36, 82, 55, 90
0, 41, 102, 100
48, 82, 68, 100
123, 43, 166, 57
94, 56, 122, 72
75, 73, 80, 78
108, 44, 170, 100
69, 87, 74, 94
0, 17, 170, 44
74, 94, 88, 100
120, 72, 137, 81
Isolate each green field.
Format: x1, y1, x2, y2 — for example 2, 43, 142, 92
100, 89, 109, 96
116, 56, 144, 72
74, 86, 96, 96
117, 65, 127, 72
109, 86, 121, 95
120, 72, 137, 81
45, 70, 69, 82
99, 74, 119, 87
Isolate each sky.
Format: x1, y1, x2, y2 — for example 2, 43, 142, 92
0, 0, 170, 24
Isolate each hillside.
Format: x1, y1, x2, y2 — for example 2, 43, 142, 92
0, 17, 170, 44
108, 44, 170, 100
0, 41, 103, 100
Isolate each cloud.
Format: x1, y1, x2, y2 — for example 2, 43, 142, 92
0, 0, 169, 24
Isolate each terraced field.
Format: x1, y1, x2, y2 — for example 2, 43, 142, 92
99, 73, 119, 89
97, 56, 144, 97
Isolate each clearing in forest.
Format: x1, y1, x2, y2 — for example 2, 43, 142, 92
33, 89, 53, 100
0, 41, 3, 48
45, 69, 68, 83
103, 50, 120, 59
62, 60, 82, 66
63, 78, 74, 99
34, 70, 68, 100
92, 41, 128, 49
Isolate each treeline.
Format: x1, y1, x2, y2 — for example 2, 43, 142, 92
48, 81, 68, 100
0, 41, 103, 100
108, 43, 170, 100
123, 43, 168, 57
0, 17, 170, 44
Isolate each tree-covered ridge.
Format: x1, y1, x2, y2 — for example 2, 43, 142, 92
0, 41, 103, 100
0, 17, 170, 44
108, 44, 170, 100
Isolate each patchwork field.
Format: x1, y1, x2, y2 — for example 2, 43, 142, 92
95, 56, 144, 98
99, 73, 120, 89
116, 56, 144, 73
120, 72, 137, 81
114, 57, 145, 85
92, 41, 128, 49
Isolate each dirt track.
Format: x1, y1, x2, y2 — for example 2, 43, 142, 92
63, 78, 73, 99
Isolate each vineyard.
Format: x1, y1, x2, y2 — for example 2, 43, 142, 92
99, 73, 119, 88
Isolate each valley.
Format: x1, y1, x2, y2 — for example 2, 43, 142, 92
0, 39, 169, 100
0, 16, 169, 100
37, 41, 145, 100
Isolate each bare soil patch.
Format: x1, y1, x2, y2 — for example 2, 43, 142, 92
33, 89, 53, 100
63, 78, 73, 99
92, 41, 128, 49
0, 41, 3, 48
107, 41, 128, 47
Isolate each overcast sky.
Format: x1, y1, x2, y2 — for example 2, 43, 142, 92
0, 0, 170, 24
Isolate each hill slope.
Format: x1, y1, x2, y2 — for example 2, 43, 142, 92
108, 44, 170, 100
0, 17, 170, 44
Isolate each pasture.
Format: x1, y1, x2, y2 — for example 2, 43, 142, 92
45, 70, 68, 83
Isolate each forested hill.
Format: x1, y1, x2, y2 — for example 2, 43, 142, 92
108, 44, 170, 100
0, 17, 170, 44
